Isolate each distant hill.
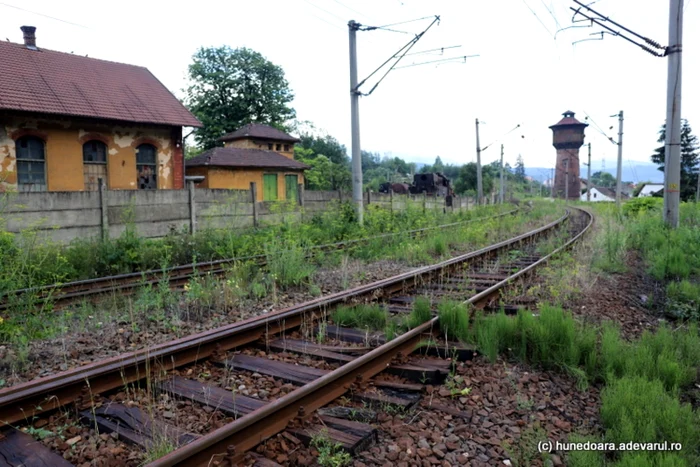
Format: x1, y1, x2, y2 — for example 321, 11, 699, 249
525, 160, 663, 184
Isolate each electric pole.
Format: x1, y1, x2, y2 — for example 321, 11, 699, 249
475, 118, 483, 205
587, 143, 592, 202
664, 0, 683, 227
615, 110, 624, 207
499, 144, 505, 204
564, 159, 570, 201
348, 20, 363, 224
550, 168, 555, 200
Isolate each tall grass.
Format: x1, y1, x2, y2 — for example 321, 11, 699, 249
331, 304, 388, 330
437, 301, 470, 342
406, 296, 433, 329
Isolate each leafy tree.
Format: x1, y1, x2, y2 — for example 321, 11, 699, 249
298, 133, 348, 166
651, 119, 700, 201
186, 46, 296, 149
454, 162, 497, 195
591, 171, 616, 188
294, 147, 350, 191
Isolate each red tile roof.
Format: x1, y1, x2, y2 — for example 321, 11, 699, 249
0, 41, 202, 127
186, 147, 308, 170
219, 123, 299, 142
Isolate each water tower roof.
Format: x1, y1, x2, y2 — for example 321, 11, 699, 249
550, 110, 588, 129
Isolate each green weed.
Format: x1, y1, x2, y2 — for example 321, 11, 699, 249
331, 304, 387, 330
437, 300, 470, 342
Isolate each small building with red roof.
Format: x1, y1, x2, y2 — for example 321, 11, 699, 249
0, 26, 201, 193
186, 123, 307, 202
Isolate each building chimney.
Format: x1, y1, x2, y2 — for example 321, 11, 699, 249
20, 26, 37, 50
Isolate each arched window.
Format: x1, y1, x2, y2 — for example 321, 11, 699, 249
83, 140, 108, 191
136, 143, 157, 190
16, 136, 46, 192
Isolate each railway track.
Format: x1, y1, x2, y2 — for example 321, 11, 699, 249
0, 209, 518, 312
0, 206, 592, 467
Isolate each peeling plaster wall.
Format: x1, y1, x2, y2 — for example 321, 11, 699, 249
0, 115, 182, 192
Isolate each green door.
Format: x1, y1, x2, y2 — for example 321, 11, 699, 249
263, 174, 278, 201
285, 174, 298, 201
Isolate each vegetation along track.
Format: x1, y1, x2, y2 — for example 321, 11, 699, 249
0, 209, 518, 312
0, 207, 592, 466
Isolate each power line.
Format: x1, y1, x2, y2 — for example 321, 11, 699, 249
374, 16, 436, 29
303, 0, 346, 23
521, 0, 554, 37
570, 0, 667, 57
0, 2, 89, 28
332, 0, 374, 22
395, 54, 479, 69
354, 16, 441, 96
540, 0, 562, 30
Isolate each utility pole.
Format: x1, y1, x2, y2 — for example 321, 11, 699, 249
615, 110, 624, 207
587, 143, 592, 202
564, 159, 570, 201
348, 20, 363, 224
550, 167, 555, 200
664, 0, 683, 227
475, 118, 483, 205
499, 144, 505, 204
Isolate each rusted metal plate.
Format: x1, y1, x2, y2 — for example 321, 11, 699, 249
219, 355, 329, 385
158, 376, 265, 417
80, 404, 198, 449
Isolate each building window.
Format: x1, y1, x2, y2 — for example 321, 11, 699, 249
284, 144, 290, 151
275, 144, 281, 151
83, 140, 107, 191
268, 143, 273, 150
16, 136, 46, 192
136, 143, 158, 190
594, 193, 597, 198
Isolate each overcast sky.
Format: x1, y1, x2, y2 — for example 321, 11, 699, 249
1, 0, 698, 179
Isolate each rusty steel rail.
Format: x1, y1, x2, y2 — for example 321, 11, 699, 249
0, 208, 553, 427
0, 209, 518, 311
148, 207, 593, 467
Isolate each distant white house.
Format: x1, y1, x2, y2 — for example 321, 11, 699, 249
637, 183, 664, 197
581, 185, 627, 202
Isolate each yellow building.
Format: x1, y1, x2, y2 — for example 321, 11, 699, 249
0, 26, 201, 193
186, 124, 307, 202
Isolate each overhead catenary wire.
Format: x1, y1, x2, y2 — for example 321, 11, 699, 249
0, 1, 89, 28
354, 15, 441, 96
395, 54, 479, 69
521, 0, 555, 38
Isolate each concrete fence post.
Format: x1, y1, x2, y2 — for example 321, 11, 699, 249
297, 183, 304, 207
250, 182, 259, 228
338, 190, 343, 203
423, 191, 427, 213
98, 177, 108, 241
389, 189, 394, 216
366, 188, 371, 206
188, 180, 196, 235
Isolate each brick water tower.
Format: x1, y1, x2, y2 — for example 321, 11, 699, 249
549, 110, 588, 200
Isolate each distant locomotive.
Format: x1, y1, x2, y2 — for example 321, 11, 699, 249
408, 172, 453, 197
378, 173, 454, 197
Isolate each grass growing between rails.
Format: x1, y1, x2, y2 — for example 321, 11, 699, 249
448, 300, 700, 466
